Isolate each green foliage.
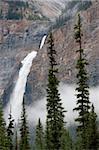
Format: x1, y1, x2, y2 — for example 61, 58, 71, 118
61, 128, 73, 150
0, 101, 9, 150
85, 104, 99, 150
74, 14, 99, 150
6, 1, 28, 20
75, 104, 99, 150
45, 32, 65, 150
0, 9, 3, 19
74, 13, 90, 129
7, 7, 23, 20
74, 133, 83, 150
7, 1, 28, 8
35, 118, 45, 150
67, 0, 92, 12
19, 98, 30, 150
67, 1, 79, 10
28, 14, 41, 20
28, 14, 49, 21
7, 110, 14, 150
15, 130, 18, 150
78, 1, 92, 11
73, 14, 91, 149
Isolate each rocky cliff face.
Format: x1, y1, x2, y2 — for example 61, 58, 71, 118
0, 19, 50, 104
25, 1, 99, 104
30, 0, 67, 19
0, 0, 67, 20
0, 1, 99, 105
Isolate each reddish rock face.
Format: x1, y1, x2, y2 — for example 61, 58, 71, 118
28, 1, 99, 103
82, 1, 99, 24
1, 1, 99, 104
0, 0, 67, 21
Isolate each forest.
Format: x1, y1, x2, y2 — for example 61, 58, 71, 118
0, 14, 99, 150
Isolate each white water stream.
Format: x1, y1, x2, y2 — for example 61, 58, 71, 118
5, 35, 47, 123
5, 51, 37, 122
4, 34, 99, 125
40, 35, 47, 49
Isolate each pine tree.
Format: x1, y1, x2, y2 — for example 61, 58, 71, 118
7, 109, 14, 150
0, 101, 9, 150
74, 134, 83, 150
46, 32, 65, 150
61, 128, 73, 150
19, 98, 30, 150
15, 130, 18, 150
35, 118, 45, 150
87, 104, 99, 150
73, 14, 91, 149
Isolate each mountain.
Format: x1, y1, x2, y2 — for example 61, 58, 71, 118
0, 0, 99, 106
26, 0, 99, 104
0, 0, 67, 20
29, 0, 67, 19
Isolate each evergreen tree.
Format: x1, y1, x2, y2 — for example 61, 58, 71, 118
46, 32, 65, 150
35, 118, 45, 150
73, 14, 91, 149
61, 128, 73, 150
7, 109, 14, 150
87, 104, 99, 150
0, 101, 9, 150
19, 98, 30, 150
15, 130, 18, 150
74, 134, 83, 150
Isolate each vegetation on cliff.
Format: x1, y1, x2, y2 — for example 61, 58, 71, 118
0, 2, 99, 148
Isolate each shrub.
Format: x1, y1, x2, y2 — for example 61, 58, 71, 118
78, 1, 92, 11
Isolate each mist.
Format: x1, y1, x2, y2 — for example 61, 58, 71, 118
26, 83, 99, 126
4, 83, 99, 126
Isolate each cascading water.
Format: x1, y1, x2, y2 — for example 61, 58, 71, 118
4, 35, 47, 123
5, 51, 37, 122
40, 35, 47, 49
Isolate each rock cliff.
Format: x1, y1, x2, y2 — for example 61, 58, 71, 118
0, 1, 99, 105
23, 1, 99, 104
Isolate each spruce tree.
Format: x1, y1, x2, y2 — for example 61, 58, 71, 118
19, 98, 30, 150
73, 14, 91, 149
61, 128, 73, 150
74, 134, 83, 150
35, 118, 45, 150
0, 101, 9, 150
7, 109, 14, 150
15, 130, 18, 150
87, 104, 99, 150
46, 32, 65, 150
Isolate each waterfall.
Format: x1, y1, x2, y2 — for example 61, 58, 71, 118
5, 51, 37, 123
4, 35, 46, 123
40, 35, 47, 49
